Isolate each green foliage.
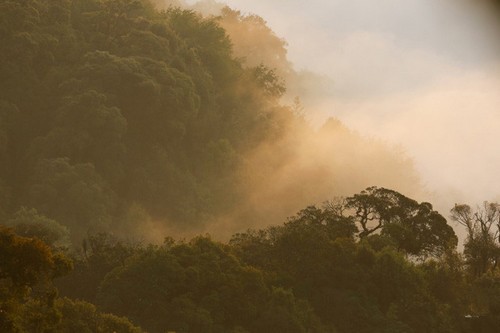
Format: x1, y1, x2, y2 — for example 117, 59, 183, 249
420, 253, 468, 325
219, 7, 291, 79
346, 186, 458, 257
229, 192, 462, 333
2, 1, 497, 332
451, 202, 500, 276
29, 89, 128, 182
28, 158, 116, 240
96, 236, 328, 333
56, 232, 140, 304
46, 189, 498, 333
5, 206, 71, 248
0, 226, 69, 291
252, 64, 286, 97
0, 0, 292, 240
7, 296, 145, 333
0, 226, 72, 331
56, 297, 144, 333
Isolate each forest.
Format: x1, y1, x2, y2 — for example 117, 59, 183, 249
1, 0, 500, 332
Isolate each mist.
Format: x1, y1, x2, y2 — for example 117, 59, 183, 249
5, 1, 500, 332
115, 1, 424, 240
0, 0, 497, 242
190, 0, 500, 218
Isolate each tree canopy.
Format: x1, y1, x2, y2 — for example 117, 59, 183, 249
1, 1, 499, 332
0, 0, 299, 243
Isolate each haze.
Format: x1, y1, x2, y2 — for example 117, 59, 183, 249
198, 0, 500, 213
6, 1, 500, 332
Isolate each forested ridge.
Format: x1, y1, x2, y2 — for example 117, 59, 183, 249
1, 0, 500, 332
0, 0, 291, 238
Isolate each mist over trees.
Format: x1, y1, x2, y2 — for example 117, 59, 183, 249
0, 0, 425, 242
0, 0, 287, 241
8, 187, 500, 332
1, 0, 500, 332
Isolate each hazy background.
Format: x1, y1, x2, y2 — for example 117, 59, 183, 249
188, 0, 500, 216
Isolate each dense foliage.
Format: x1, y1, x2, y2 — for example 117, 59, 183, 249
0, 0, 290, 243
51, 188, 499, 333
3, 188, 500, 332
0, 0, 426, 243
1, 0, 500, 332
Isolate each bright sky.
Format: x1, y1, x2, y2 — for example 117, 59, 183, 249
211, 0, 500, 211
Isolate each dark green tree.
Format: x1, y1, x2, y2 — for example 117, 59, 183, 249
28, 158, 116, 240
346, 187, 457, 257
5, 206, 71, 249
97, 236, 328, 333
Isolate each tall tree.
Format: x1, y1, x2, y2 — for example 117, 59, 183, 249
346, 187, 457, 257
451, 202, 500, 276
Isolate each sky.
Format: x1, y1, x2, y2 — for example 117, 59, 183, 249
198, 0, 500, 212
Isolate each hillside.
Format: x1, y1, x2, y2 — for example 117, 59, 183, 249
1, 1, 500, 332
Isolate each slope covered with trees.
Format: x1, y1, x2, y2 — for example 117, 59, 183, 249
0, 0, 295, 242
0, 0, 426, 243
3, 187, 500, 332
51, 187, 500, 332
2, 0, 500, 332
